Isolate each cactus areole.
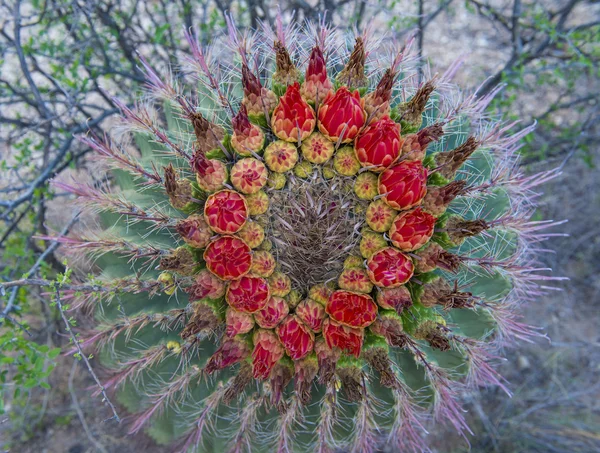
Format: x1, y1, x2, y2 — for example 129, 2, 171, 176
56, 15, 561, 453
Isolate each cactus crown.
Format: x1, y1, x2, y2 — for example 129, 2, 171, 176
51, 14, 561, 453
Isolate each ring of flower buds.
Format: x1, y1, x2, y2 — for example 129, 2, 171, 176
190, 79, 442, 382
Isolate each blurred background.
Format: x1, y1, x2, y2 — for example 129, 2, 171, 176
0, 0, 598, 452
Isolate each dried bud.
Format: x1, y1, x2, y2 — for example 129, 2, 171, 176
422, 180, 468, 216
270, 360, 294, 410
336, 363, 365, 402
314, 336, 341, 384
396, 80, 436, 129
413, 242, 462, 273
364, 68, 395, 121
376, 286, 413, 315
435, 136, 481, 180
175, 215, 212, 249
445, 215, 490, 246
180, 301, 220, 340
186, 269, 225, 301
205, 337, 251, 374
415, 320, 451, 351
336, 37, 368, 89
188, 111, 225, 153
224, 361, 253, 403
273, 40, 300, 86
294, 354, 319, 405
164, 164, 194, 210
159, 247, 197, 276
363, 345, 398, 388
370, 311, 409, 348
421, 277, 474, 310
241, 64, 278, 117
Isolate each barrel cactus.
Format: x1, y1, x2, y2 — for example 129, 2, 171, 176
49, 15, 561, 453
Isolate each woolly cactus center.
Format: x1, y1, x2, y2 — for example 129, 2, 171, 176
267, 175, 362, 289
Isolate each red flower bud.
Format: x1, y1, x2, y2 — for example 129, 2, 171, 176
326, 290, 378, 328
252, 329, 285, 380
295, 299, 326, 333
355, 116, 402, 170
366, 247, 414, 288
241, 65, 278, 117
301, 46, 333, 103
378, 161, 428, 210
254, 296, 289, 329
204, 189, 248, 235
203, 235, 252, 280
225, 307, 254, 337
322, 318, 364, 358
226, 275, 270, 313
276, 315, 315, 360
271, 82, 316, 143
389, 207, 436, 252
317, 87, 366, 143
